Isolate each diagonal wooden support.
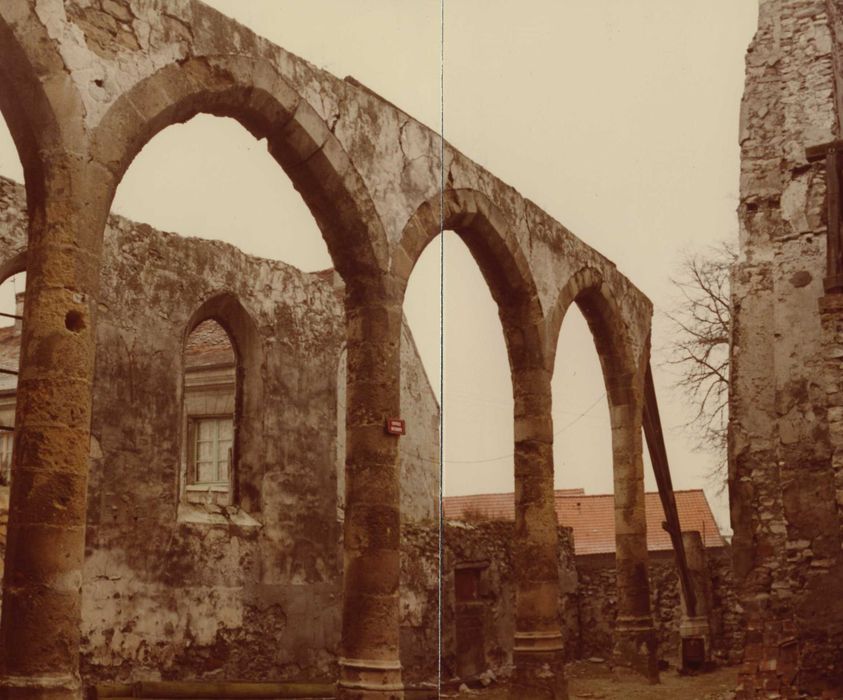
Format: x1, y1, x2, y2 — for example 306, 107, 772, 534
807, 141, 843, 293
642, 360, 697, 618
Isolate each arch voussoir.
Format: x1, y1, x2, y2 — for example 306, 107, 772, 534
269, 99, 331, 167
90, 54, 389, 289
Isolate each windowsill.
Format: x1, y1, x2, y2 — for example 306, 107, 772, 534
186, 483, 230, 493
176, 501, 262, 528
184, 483, 232, 507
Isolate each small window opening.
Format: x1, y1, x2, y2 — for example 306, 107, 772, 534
182, 319, 237, 505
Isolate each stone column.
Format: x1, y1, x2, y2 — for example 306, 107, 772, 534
611, 397, 658, 682
679, 530, 712, 670
510, 366, 568, 700
0, 162, 108, 700
337, 294, 404, 700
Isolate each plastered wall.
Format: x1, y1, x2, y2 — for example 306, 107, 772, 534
0, 175, 441, 682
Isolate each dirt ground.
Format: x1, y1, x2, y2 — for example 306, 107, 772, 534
441, 660, 739, 699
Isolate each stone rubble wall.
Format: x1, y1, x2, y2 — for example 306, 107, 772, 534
400, 522, 579, 684
731, 0, 843, 695
404, 522, 741, 683
577, 550, 743, 666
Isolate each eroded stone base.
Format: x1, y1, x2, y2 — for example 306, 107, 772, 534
613, 617, 659, 683
336, 660, 404, 700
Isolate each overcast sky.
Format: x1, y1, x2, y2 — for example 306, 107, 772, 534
0, 1, 759, 532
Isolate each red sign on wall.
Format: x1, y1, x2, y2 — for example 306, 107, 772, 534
385, 418, 406, 436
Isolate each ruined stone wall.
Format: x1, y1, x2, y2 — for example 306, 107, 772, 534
0, 175, 441, 683
731, 1, 843, 694
84, 214, 345, 682
577, 550, 742, 665
0, 3, 658, 693
401, 521, 579, 685
429, 522, 578, 682
399, 524, 440, 685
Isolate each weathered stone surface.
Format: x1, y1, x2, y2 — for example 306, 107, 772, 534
731, 1, 843, 696
0, 175, 440, 683
578, 550, 742, 667
433, 521, 577, 682
0, 2, 653, 696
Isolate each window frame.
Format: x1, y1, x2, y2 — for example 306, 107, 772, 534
178, 295, 262, 516
186, 413, 234, 491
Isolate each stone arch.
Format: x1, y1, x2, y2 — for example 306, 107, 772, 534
183, 292, 263, 512
549, 266, 656, 676
396, 188, 569, 691
0, 250, 27, 286
91, 55, 389, 293
0, 5, 85, 212
395, 188, 547, 372
548, 267, 637, 406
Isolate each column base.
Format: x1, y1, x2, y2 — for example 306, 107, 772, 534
509, 631, 569, 700
336, 658, 404, 700
613, 616, 659, 683
0, 675, 82, 700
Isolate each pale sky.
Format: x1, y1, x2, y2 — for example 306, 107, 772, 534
0, 1, 759, 533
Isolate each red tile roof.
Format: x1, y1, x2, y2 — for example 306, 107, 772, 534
443, 489, 585, 521
444, 489, 725, 556
184, 320, 235, 369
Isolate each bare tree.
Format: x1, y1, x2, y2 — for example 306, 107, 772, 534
663, 241, 737, 478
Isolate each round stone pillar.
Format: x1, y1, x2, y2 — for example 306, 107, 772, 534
0, 162, 108, 700
510, 368, 567, 700
611, 399, 658, 682
337, 297, 404, 700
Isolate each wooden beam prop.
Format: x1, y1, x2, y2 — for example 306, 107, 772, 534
642, 359, 698, 619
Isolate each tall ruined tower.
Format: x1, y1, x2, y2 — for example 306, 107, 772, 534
731, 0, 843, 695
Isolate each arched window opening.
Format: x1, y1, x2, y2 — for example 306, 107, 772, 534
112, 114, 333, 271
0, 271, 25, 485
552, 303, 613, 496
182, 318, 237, 505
